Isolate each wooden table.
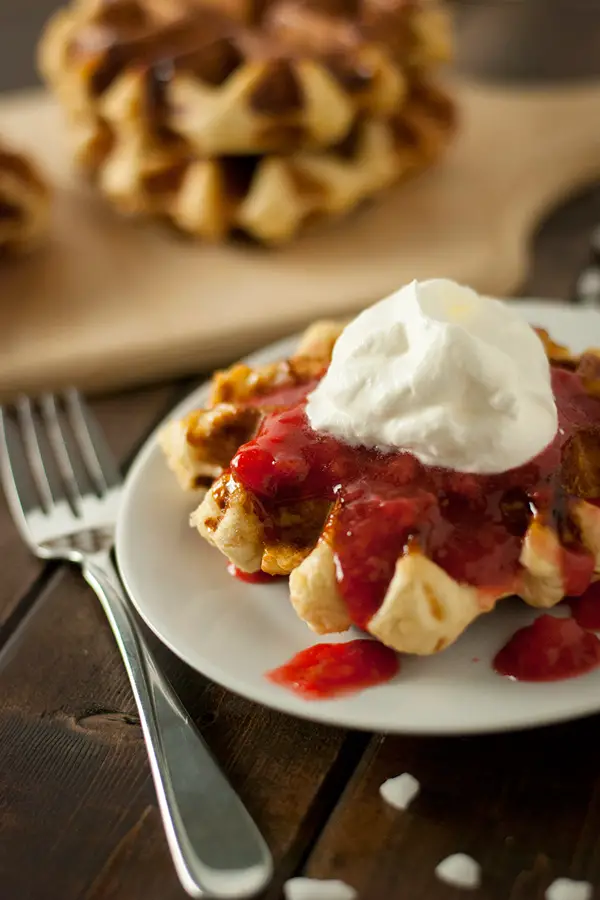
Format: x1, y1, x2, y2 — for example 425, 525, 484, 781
3, 6, 600, 900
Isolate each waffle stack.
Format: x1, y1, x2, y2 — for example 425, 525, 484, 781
39, 0, 455, 244
0, 139, 50, 254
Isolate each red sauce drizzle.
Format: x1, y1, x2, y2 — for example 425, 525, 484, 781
493, 614, 600, 681
568, 581, 600, 630
267, 640, 400, 699
227, 563, 281, 583
232, 368, 600, 630
561, 546, 597, 597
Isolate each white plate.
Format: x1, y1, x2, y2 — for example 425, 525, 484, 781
117, 301, 600, 735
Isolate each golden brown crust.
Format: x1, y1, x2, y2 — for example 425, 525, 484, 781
191, 472, 266, 571
293, 319, 346, 358
561, 426, 600, 500
518, 519, 568, 609
572, 500, 600, 570
192, 470, 330, 573
289, 538, 351, 632
209, 355, 325, 405
40, 0, 451, 153
67, 73, 455, 243
164, 318, 343, 491
159, 403, 261, 489
534, 327, 578, 369
261, 497, 331, 574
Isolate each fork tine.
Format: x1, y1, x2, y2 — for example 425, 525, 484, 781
0, 408, 42, 519
15, 396, 58, 512
40, 393, 85, 514
64, 389, 121, 493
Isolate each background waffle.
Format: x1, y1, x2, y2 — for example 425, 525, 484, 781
0, 139, 50, 254
39, 0, 455, 243
162, 320, 600, 656
39, 0, 451, 156
40, 68, 454, 243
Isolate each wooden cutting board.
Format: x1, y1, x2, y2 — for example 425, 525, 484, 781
1, 78, 600, 399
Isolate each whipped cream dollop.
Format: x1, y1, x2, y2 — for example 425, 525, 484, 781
306, 279, 558, 474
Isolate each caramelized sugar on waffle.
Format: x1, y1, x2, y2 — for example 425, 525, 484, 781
38, 0, 455, 243
161, 321, 600, 657
160, 321, 338, 488
0, 139, 50, 254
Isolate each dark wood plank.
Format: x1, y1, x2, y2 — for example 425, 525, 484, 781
0, 568, 352, 900
0, 384, 177, 634
0, 0, 59, 92
304, 719, 600, 899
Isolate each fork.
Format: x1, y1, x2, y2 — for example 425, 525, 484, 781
0, 390, 272, 899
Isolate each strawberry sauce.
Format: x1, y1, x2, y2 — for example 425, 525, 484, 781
226, 563, 282, 583
232, 368, 600, 631
493, 614, 600, 682
567, 581, 600, 630
267, 640, 400, 699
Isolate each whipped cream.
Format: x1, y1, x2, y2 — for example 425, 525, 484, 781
306, 279, 557, 474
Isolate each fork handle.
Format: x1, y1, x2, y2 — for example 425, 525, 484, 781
82, 552, 272, 899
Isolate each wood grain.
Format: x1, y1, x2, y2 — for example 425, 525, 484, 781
303, 718, 600, 899
0, 569, 354, 900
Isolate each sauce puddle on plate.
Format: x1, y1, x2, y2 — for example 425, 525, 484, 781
267, 639, 399, 699
493, 614, 600, 682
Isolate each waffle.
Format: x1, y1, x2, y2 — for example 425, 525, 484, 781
43, 61, 454, 243
160, 322, 337, 488
0, 140, 50, 254
39, 0, 455, 243
168, 80, 453, 244
39, 0, 451, 156
161, 321, 600, 657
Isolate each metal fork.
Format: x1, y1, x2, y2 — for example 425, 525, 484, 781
0, 390, 272, 899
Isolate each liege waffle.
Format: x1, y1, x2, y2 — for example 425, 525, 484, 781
161, 322, 337, 488
161, 321, 600, 656
39, 0, 451, 156
0, 139, 50, 254
39, 0, 455, 243
50, 71, 454, 243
